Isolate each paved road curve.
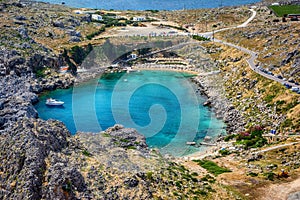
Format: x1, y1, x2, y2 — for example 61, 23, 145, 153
200, 9, 299, 88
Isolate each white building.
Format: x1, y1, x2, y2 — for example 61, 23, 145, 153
91, 14, 103, 21
73, 10, 97, 14
130, 54, 137, 59
133, 16, 146, 21
73, 10, 84, 14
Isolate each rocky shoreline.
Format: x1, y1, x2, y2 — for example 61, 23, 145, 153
0, 49, 75, 130
191, 75, 245, 134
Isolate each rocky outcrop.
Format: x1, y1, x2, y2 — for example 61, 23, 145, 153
1, 118, 210, 200
53, 20, 65, 28
0, 75, 38, 130
0, 47, 67, 77
281, 49, 299, 66
31, 73, 75, 92
77, 125, 154, 172
0, 118, 88, 199
69, 36, 81, 43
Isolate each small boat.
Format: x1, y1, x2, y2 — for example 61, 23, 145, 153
186, 141, 196, 145
46, 98, 64, 106
125, 67, 137, 73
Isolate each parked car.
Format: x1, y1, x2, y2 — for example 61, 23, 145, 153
284, 83, 292, 89
276, 75, 283, 79
291, 87, 299, 92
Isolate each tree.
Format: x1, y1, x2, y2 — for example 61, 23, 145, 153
70, 46, 86, 65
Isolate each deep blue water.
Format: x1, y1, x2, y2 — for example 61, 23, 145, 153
38, 0, 260, 10
35, 71, 226, 156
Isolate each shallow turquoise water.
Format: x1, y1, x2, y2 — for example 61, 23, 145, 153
35, 71, 226, 156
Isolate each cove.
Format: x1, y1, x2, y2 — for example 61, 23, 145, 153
35, 71, 226, 156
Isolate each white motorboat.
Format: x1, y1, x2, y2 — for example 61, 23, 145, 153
125, 67, 137, 73
46, 98, 64, 106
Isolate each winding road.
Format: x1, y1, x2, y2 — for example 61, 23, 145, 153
200, 9, 299, 88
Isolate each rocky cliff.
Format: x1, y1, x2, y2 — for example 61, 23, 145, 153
1, 120, 215, 199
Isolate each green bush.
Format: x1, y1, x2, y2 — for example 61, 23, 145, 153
281, 119, 293, 128
86, 26, 106, 40
104, 13, 116, 17
276, 100, 286, 105
146, 171, 153, 180
62, 180, 72, 192
82, 150, 92, 157
126, 146, 136, 150
175, 181, 182, 188
224, 134, 236, 141
219, 149, 230, 156
193, 160, 231, 176
103, 133, 110, 137
192, 35, 210, 41
173, 192, 179, 196
70, 46, 86, 64
120, 138, 129, 143
35, 68, 48, 78
250, 126, 264, 138
145, 9, 159, 13
193, 190, 207, 196
201, 174, 216, 183
235, 125, 267, 149
264, 94, 276, 103
61, 44, 94, 75
264, 172, 275, 181
191, 177, 198, 182
191, 172, 198, 176
247, 172, 258, 177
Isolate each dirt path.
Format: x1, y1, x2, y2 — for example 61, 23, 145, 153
257, 176, 300, 200
253, 142, 299, 154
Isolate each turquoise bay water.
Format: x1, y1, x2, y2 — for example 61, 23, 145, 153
38, 0, 260, 10
35, 71, 226, 156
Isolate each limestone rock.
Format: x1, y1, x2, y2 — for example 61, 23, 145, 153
53, 20, 64, 28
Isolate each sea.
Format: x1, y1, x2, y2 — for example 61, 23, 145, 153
37, 0, 260, 10
35, 71, 226, 156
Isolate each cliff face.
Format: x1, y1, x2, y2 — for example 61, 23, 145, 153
1, 120, 214, 199
0, 119, 134, 199
0, 119, 157, 199
0, 2, 85, 199
0, 118, 85, 199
